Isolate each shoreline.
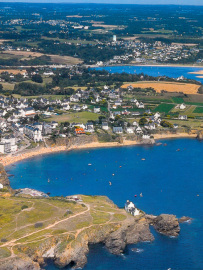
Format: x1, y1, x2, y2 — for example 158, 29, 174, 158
0, 133, 197, 167
90, 64, 203, 69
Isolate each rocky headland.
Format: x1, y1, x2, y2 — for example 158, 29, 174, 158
0, 185, 181, 270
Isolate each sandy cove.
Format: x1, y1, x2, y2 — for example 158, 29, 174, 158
153, 133, 197, 140
0, 133, 197, 167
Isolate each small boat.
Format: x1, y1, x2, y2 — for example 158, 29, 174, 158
109, 181, 112, 186
134, 195, 137, 197
88, 163, 92, 166
119, 166, 122, 168
131, 248, 144, 253
48, 179, 50, 183
140, 193, 143, 197
176, 149, 180, 152
156, 142, 162, 146
112, 173, 115, 176
141, 158, 145, 161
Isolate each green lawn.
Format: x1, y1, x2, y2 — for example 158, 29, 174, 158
46, 111, 101, 123
153, 103, 175, 113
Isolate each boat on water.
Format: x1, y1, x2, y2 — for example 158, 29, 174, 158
131, 248, 144, 253
109, 181, 112, 186
88, 163, 92, 166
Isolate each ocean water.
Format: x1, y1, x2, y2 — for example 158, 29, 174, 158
94, 65, 203, 84
7, 138, 203, 270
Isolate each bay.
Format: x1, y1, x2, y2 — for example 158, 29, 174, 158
7, 138, 203, 270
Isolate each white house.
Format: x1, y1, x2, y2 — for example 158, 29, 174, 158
154, 112, 161, 119
142, 134, 150, 139
94, 107, 100, 113
125, 200, 140, 216
180, 103, 186, 110
82, 104, 88, 110
62, 104, 70, 111
132, 121, 139, 127
1, 135, 17, 153
178, 115, 187, 120
24, 107, 36, 117
126, 127, 134, 134
113, 127, 123, 134
0, 118, 7, 129
85, 122, 94, 133
70, 95, 80, 102
102, 122, 109, 130
24, 125, 42, 142
137, 102, 145, 109
136, 126, 143, 134
73, 105, 81, 111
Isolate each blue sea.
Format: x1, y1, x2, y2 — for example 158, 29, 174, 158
94, 65, 203, 84
7, 138, 203, 270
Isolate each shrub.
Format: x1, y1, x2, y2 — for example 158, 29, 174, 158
1, 239, 7, 243
21, 205, 29, 210
34, 222, 43, 228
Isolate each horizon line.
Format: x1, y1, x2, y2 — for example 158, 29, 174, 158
0, 1, 202, 6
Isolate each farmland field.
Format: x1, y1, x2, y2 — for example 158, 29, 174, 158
47, 54, 83, 65
0, 69, 26, 75
193, 107, 203, 113
122, 81, 201, 94
2, 51, 82, 65
172, 97, 185, 104
153, 103, 175, 113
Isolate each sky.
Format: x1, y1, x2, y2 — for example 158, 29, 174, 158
0, 0, 202, 5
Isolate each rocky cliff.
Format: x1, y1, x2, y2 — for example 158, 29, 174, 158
0, 163, 11, 188
0, 194, 181, 270
46, 135, 98, 148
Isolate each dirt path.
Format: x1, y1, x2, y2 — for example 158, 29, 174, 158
1, 203, 90, 248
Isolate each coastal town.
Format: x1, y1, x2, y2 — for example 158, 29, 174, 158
0, 80, 199, 159
0, 3, 202, 270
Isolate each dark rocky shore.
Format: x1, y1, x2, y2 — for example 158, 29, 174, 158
0, 207, 181, 270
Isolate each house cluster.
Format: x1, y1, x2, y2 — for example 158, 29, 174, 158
99, 40, 200, 65
0, 81, 185, 155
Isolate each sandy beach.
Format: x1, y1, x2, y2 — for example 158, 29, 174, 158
189, 70, 203, 75
153, 133, 197, 140
0, 133, 197, 167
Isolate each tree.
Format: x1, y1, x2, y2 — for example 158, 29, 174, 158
31, 74, 43, 83
34, 114, 40, 122
139, 117, 148, 126
160, 120, 173, 128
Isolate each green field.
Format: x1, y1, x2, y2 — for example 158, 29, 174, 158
46, 111, 101, 123
0, 192, 129, 264
153, 103, 175, 113
193, 107, 203, 113
172, 97, 185, 104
